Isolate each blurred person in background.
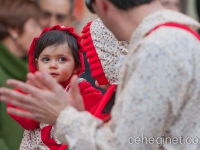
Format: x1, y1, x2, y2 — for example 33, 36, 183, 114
37, 0, 90, 33
37, 0, 104, 93
160, 0, 181, 12
38, 0, 74, 28
0, 0, 42, 149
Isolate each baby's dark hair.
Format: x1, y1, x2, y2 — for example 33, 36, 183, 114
34, 30, 81, 69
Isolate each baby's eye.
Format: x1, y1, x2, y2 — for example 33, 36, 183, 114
58, 57, 66, 62
42, 57, 50, 62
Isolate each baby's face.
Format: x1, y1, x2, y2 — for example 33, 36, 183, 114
36, 44, 76, 83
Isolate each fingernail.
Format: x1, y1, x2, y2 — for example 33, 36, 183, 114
1, 96, 6, 101
7, 108, 11, 113
6, 80, 12, 84
0, 88, 3, 93
7, 108, 13, 114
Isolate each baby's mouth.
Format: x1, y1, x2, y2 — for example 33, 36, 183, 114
50, 73, 59, 77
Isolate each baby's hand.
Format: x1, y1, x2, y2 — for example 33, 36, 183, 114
69, 75, 85, 111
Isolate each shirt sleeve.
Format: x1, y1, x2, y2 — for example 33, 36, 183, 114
55, 33, 190, 150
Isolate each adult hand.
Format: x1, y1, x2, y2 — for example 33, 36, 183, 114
27, 72, 85, 112
0, 72, 84, 125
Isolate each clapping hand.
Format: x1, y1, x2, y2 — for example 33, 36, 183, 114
0, 72, 84, 125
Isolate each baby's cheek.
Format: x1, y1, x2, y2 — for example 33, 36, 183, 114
60, 69, 72, 80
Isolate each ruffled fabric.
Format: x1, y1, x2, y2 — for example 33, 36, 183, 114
82, 19, 128, 85
82, 22, 109, 85
81, 19, 129, 121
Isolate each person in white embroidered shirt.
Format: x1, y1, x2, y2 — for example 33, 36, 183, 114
1, 0, 200, 150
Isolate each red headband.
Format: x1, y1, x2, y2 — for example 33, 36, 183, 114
28, 25, 85, 76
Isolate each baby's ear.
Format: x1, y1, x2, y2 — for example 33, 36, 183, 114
35, 58, 39, 69
73, 66, 81, 74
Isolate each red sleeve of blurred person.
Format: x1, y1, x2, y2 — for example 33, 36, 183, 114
7, 88, 39, 130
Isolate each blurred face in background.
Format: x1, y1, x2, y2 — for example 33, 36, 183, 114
39, 0, 73, 28
0, 0, 42, 58
160, 0, 181, 12
14, 18, 42, 56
